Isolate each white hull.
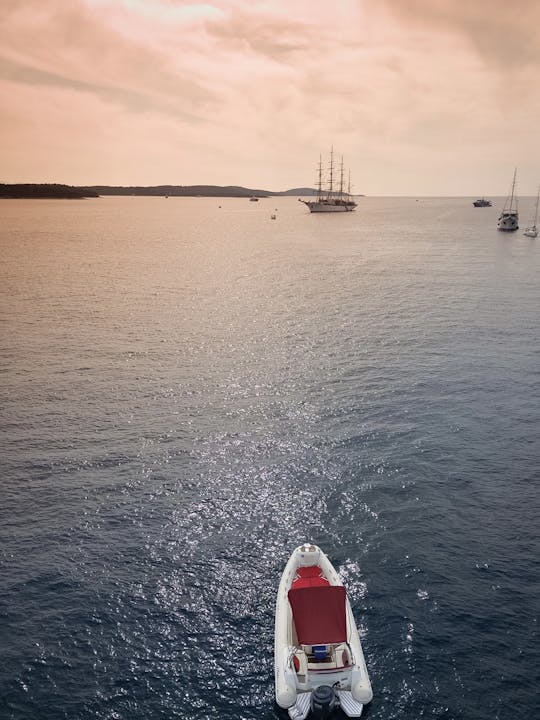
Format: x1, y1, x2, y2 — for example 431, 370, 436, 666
523, 186, 539, 237
497, 211, 519, 231
498, 169, 518, 231
274, 544, 372, 718
302, 200, 356, 213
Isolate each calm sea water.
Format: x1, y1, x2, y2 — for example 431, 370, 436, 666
1, 196, 538, 720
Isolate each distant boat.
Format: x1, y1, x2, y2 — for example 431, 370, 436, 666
497, 169, 519, 231
300, 149, 357, 212
473, 198, 491, 207
523, 186, 539, 238
250, 196, 259, 202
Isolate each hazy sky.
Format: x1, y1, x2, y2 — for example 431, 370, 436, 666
1, 0, 540, 194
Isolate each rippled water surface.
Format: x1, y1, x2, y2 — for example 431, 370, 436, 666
1, 196, 539, 719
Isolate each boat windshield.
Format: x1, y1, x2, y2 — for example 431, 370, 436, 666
288, 585, 347, 645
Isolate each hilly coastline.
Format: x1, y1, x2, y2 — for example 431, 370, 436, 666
84, 185, 319, 198
0, 183, 99, 199
0, 183, 320, 199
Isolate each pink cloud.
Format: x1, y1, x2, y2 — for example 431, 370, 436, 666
1, 0, 539, 193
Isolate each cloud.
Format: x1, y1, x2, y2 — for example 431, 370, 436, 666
0, 0, 220, 115
0, 0, 539, 192
204, 9, 320, 60
382, 0, 540, 69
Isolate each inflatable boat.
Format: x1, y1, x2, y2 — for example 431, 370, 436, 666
274, 544, 373, 719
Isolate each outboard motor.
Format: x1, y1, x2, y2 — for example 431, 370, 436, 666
310, 685, 336, 719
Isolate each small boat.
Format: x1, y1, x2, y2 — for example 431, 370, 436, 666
271, 214, 277, 220
300, 150, 357, 213
497, 169, 519, 231
250, 196, 259, 202
523, 186, 539, 238
275, 544, 373, 719
473, 198, 491, 207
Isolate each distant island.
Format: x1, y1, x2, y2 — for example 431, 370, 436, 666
0, 183, 99, 199
82, 184, 321, 198
0, 183, 336, 199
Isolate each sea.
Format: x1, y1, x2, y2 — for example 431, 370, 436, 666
1, 196, 538, 720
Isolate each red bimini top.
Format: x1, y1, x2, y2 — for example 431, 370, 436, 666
288, 585, 347, 645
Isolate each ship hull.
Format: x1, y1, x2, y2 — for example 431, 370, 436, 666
303, 201, 356, 213
497, 212, 519, 231
498, 170, 519, 231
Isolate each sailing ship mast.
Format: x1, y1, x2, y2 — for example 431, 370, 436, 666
299, 147, 358, 212
327, 146, 334, 201
532, 185, 539, 226
339, 156, 345, 202
316, 155, 323, 202
505, 167, 518, 213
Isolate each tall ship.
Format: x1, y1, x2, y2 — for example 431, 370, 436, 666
497, 169, 519, 231
300, 149, 357, 212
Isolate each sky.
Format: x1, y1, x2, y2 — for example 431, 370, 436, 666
1, 0, 540, 195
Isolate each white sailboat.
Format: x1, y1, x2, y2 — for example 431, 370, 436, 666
300, 149, 357, 212
523, 186, 539, 238
497, 169, 519, 231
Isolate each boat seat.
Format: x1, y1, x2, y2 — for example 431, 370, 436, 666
292, 577, 329, 588
292, 565, 329, 589
303, 643, 352, 670
292, 650, 308, 680
297, 566, 322, 578
335, 642, 352, 668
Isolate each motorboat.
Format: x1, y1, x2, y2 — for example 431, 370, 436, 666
497, 169, 519, 231
473, 198, 491, 207
275, 544, 373, 719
